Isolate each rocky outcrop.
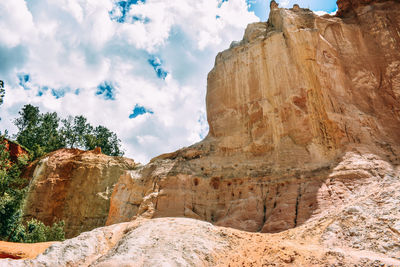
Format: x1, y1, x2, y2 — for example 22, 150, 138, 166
22, 148, 137, 238
0, 0, 400, 265
336, 0, 399, 16
2, 139, 28, 162
3, 169, 400, 266
207, 0, 400, 166
106, 0, 400, 234
0, 218, 229, 266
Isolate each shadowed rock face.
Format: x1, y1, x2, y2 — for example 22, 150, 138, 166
1, 1, 400, 266
3, 139, 28, 162
22, 149, 137, 238
336, 0, 399, 16
3, 174, 400, 267
107, 0, 400, 233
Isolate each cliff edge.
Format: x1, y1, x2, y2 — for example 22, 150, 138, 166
107, 0, 400, 234
1, 0, 400, 266
22, 148, 137, 238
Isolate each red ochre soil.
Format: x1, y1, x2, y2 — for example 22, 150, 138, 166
0, 241, 55, 260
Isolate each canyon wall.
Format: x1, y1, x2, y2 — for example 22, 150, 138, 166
1, 1, 400, 266
107, 0, 400, 233
5, 169, 400, 266
22, 148, 137, 238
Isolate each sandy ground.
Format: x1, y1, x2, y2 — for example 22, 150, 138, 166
0, 241, 55, 260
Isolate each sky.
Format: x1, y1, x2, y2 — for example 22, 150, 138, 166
0, 0, 337, 163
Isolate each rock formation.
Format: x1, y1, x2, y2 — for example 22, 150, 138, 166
2, 138, 28, 162
1, 0, 399, 265
3, 171, 400, 266
106, 0, 400, 235
22, 148, 137, 238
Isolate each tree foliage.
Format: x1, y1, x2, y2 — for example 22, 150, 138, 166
14, 104, 124, 158
1, 93, 65, 243
85, 126, 123, 156
0, 136, 65, 243
14, 105, 63, 158
0, 81, 4, 106
0, 80, 4, 121
23, 219, 65, 243
0, 138, 27, 240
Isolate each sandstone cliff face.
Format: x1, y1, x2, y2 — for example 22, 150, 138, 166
22, 148, 137, 238
207, 0, 400, 166
3, 170, 400, 266
106, 0, 400, 234
0, 1, 400, 266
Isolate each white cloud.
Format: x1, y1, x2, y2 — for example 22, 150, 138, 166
314, 10, 337, 16
0, 0, 36, 47
0, 0, 258, 163
279, 0, 290, 8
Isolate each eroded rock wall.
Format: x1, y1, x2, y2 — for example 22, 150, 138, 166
106, 0, 400, 233
22, 148, 137, 238
4, 169, 400, 267
207, 1, 400, 166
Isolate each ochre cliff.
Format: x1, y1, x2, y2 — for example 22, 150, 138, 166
207, 0, 400, 166
3, 170, 400, 267
0, 0, 400, 266
22, 148, 137, 238
106, 0, 400, 234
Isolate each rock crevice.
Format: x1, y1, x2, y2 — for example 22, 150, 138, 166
22, 149, 137, 238
107, 0, 400, 234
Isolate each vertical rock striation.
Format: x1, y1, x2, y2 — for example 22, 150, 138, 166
107, 0, 400, 233
22, 149, 137, 238
1, 1, 400, 265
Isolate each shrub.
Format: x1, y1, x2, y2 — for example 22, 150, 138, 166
0, 135, 65, 243
24, 219, 65, 243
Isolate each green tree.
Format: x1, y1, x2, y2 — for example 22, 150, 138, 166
38, 112, 64, 152
14, 105, 64, 158
84, 126, 123, 156
0, 80, 4, 107
0, 136, 65, 243
14, 104, 124, 158
14, 105, 41, 156
61, 115, 93, 149
73, 115, 93, 148
14, 105, 40, 133
60, 116, 75, 148
0, 137, 28, 241
0, 80, 5, 121
24, 219, 65, 243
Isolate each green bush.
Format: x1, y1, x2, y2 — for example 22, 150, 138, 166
0, 138, 27, 241
24, 219, 65, 243
0, 136, 65, 243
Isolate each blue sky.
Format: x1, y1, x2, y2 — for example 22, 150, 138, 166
249, 0, 338, 21
0, 0, 337, 163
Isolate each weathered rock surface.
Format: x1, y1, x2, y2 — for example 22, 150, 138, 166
2, 171, 400, 266
22, 148, 137, 238
2, 0, 400, 266
2, 139, 28, 162
336, 0, 399, 16
106, 0, 400, 235
0, 218, 229, 267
